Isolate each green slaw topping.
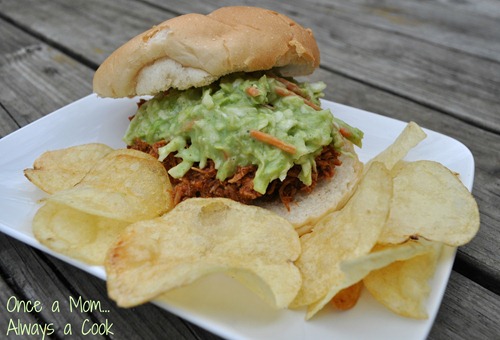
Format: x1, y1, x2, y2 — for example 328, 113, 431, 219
124, 73, 363, 194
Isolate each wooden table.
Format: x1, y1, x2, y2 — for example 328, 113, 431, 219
1, 1, 499, 339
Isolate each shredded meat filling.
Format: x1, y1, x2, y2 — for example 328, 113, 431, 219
129, 139, 342, 210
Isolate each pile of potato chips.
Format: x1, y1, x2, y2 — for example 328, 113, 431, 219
26, 146, 174, 264
291, 122, 479, 319
25, 122, 479, 320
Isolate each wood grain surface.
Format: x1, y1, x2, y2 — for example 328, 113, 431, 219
0, 1, 498, 339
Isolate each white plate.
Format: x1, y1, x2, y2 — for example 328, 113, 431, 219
0, 95, 474, 340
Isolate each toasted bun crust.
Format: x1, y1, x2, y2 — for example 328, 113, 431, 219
257, 140, 363, 236
93, 6, 320, 98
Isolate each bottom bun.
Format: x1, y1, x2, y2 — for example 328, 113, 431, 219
257, 140, 363, 236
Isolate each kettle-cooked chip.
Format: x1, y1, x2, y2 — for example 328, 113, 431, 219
33, 201, 129, 264
363, 241, 443, 319
105, 198, 302, 309
379, 160, 480, 246
24, 143, 114, 194
290, 162, 392, 312
366, 122, 426, 171
49, 149, 172, 222
33, 149, 173, 264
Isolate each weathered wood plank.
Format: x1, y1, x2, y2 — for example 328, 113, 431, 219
0, 20, 93, 126
429, 270, 500, 339
0, 271, 40, 340
300, 0, 500, 62
0, 104, 19, 138
313, 13, 500, 133
0, 0, 176, 66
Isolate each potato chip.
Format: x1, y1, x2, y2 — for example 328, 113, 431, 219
367, 121, 426, 171
306, 238, 440, 319
105, 198, 301, 309
363, 241, 443, 318
33, 149, 173, 264
340, 239, 440, 278
24, 143, 114, 193
33, 201, 129, 264
49, 149, 173, 222
379, 160, 480, 246
290, 162, 392, 312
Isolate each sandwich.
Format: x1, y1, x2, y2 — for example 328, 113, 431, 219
93, 6, 364, 234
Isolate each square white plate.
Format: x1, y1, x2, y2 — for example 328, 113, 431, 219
0, 95, 474, 340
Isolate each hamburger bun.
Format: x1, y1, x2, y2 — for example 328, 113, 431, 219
93, 6, 320, 98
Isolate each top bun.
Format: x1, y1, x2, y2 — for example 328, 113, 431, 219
93, 6, 320, 98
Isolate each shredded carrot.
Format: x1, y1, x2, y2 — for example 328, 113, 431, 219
275, 87, 291, 97
250, 130, 297, 154
339, 127, 352, 138
303, 98, 322, 111
274, 86, 321, 111
245, 86, 261, 97
273, 75, 310, 99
